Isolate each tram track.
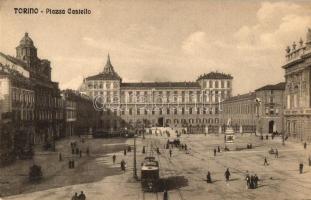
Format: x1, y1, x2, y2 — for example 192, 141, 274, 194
152, 140, 186, 200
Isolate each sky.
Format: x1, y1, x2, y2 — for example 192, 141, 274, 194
0, 0, 310, 95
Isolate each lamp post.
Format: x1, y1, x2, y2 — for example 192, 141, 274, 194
133, 133, 138, 180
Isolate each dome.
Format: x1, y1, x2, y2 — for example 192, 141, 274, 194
19, 32, 34, 46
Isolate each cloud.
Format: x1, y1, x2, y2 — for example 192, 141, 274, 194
181, 31, 208, 55
234, 1, 311, 51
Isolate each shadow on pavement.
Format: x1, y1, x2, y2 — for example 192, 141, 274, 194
158, 176, 188, 191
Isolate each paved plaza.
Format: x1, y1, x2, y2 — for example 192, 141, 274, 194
1, 129, 311, 200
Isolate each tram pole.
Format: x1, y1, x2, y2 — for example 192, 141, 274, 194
133, 133, 138, 180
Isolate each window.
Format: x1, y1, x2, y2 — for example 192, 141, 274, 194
137, 108, 140, 115
189, 91, 193, 103
167, 108, 170, 115
182, 107, 185, 114
209, 80, 213, 88
270, 96, 274, 103
129, 108, 132, 115
189, 107, 193, 114
174, 108, 177, 115
144, 109, 148, 115
227, 81, 230, 88
215, 81, 219, 88
221, 80, 224, 88
166, 91, 170, 103
159, 108, 162, 115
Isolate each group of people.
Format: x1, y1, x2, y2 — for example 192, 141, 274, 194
66, 140, 90, 169
245, 172, 259, 189
213, 146, 221, 156
71, 191, 86, 200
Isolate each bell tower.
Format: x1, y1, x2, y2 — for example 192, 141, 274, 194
16, 32, 38, 68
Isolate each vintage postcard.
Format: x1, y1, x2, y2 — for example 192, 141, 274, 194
0, 0, 311, 199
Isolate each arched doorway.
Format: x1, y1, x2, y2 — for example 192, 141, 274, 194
158, 117, 164, 127
269, 121, 274, 133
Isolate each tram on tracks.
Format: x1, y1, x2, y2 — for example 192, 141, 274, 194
141, 156, 160, 192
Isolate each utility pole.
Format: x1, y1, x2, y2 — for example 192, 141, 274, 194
133, 134, 138, 180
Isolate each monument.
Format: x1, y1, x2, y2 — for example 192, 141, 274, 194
225, 118, 235, 143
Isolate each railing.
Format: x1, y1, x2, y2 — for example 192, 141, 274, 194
284, 108, 311, 115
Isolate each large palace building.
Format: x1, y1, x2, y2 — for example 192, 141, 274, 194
80, 55, 233, 131
282, 28, 311, 141
0, 33, 63, 150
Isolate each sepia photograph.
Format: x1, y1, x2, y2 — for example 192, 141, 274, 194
0, 0, 311, 199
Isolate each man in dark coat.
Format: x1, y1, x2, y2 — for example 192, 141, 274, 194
163, 190, 168, 200
299, 162, 304, 174
254, 174, 259, 188
206, 171, 212, 183
78, 191, 86, 200
225, 168, 231, 181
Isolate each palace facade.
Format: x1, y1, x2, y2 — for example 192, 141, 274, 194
221, 82, 285, 134
80, 55, 233, 131
0, 33, 63, 151
282, 28, 311, 141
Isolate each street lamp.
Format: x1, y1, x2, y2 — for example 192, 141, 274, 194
133, 131, 138, 180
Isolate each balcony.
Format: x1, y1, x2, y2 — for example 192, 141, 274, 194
284, 108, 311, 116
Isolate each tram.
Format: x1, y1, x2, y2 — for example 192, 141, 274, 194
141, 156, 160, 192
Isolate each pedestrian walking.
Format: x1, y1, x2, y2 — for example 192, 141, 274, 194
218, 146, 220, 152
124, 149, 127, 156
214, 148, 216, 156
78, 191, 86, 200
112, 154, 116, 164
71, 192, 78, 200
250, 175, 254, 189
308, 156, 311, 166
163, 190, 168, 200
264, 157, 269, 166
275, 149, 278, 158
121, 159, 126, 171
225, 168, 231, 181
142, 146, 146, 154
299, 162, 304, 174
169, 149, 172, 158
254, 174, 259, 188
304, 142, 307, 149
245, 171, 250, 188
206, 171, 212, 183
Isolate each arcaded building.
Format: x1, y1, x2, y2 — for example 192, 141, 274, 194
80, 55, 233, 131
282, 28, 311, 141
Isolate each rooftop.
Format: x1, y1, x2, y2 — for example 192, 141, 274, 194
224, 92, 256, 103
197, 72, 233, 81
255, 82, 285, 91
120, 81, 201, 89
85, 54, 122, 81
